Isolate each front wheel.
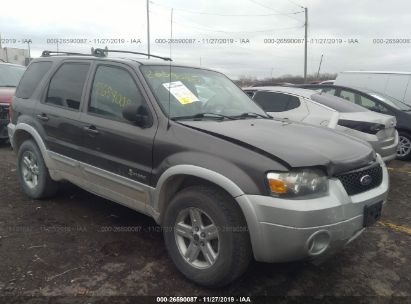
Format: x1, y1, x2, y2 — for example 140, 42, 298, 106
397, 131, 411, 160
163, 185, 252, 287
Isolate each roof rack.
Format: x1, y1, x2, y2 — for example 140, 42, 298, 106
41, 50, 92, 57
40, 48, 172, 62
92, 48, 172, 61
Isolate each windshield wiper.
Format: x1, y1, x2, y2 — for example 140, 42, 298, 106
231, 112, 271, 119
0, 85, 16, 87
172, 112, 236, 121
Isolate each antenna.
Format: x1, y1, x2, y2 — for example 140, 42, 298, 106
167, 8, 173, 129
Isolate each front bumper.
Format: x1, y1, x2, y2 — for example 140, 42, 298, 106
236, 155, 389, 263
370, 130, 399, 162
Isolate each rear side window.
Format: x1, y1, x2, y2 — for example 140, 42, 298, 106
88, 65, 144, 121
46, 63, 90, 110
15, 61, 52, 99
253, 91, 300, 112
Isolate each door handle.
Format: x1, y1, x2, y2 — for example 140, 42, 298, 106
36, 113, 49, 121
83, 125, 99, 135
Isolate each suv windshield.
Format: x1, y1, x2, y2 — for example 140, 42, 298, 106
368, 92, 411, 111
0, 64, 25, 87
140, 65, 268, 120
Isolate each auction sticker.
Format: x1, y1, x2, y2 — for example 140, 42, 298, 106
163, 81, 199, 105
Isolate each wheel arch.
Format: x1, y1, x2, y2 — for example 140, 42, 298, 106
153, 165, 245, 224
12, 123, 52, 167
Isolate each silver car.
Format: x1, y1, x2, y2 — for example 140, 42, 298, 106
245, 86, 399, 162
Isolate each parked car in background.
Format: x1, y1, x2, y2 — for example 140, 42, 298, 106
8, 50, 389, 287
320, 80, 335, 85
335, 71, 411, 106
0, 62, 25, 143
245, 86, 399, 162
295, 84, 411, 160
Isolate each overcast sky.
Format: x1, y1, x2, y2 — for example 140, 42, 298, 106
1, 0, 410, 78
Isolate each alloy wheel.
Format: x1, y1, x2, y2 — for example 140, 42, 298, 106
397, 135, 411, 158
174, 207, 220, 269
21, 150, 40, 189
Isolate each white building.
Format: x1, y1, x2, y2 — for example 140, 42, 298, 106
0, 47, 29, 66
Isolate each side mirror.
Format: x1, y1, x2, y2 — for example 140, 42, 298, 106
122, 104, 151, 128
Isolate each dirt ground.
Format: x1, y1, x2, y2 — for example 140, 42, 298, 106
0, 143, 410, 300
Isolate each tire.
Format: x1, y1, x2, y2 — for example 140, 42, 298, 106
17, 140, 58, 199
163, 185, 252, 287
397, 131, 411, 160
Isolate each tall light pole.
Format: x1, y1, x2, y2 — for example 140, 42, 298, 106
147, 0, 150, 58
304, 7, 308, 83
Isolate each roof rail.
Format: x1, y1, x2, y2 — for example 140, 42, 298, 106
41, 50, 92, 57
92, 48, 172, 61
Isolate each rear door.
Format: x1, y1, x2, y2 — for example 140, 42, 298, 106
34, 60, 91, 166
79, 62, 158, 213
253, 91, 309, 121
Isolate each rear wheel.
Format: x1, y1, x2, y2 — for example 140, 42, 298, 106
163, 185, 252, 287
397, 131, 411, 160
17, 140, 58, 199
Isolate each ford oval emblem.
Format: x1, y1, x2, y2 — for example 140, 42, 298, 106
360, 175, 372, 186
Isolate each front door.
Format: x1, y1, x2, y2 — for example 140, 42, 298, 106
79, 62, 157, 213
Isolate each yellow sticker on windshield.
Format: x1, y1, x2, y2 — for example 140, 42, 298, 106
163, 81, 199, 105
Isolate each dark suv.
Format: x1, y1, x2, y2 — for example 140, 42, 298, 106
8, 50, 389, 287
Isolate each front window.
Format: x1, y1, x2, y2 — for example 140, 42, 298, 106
140, 66, 268, 120
0, 64, 25, 87
89, 65, 146, 122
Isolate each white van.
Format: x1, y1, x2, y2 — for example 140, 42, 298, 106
335, 71, 411, 106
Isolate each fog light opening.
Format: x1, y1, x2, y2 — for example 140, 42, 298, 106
307, 230, 330, 256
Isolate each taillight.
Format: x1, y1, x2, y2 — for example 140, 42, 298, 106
9, 103, 13, 122
338, 119, 385, 134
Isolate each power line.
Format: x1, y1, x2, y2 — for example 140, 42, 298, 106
247, 0, 304, 22
151, 1, 303, 17
248, 0, 286, 13
150, 10, 304, 33
286, 0, 304, 9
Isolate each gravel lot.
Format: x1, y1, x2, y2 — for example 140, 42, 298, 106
0, 143, 410, 299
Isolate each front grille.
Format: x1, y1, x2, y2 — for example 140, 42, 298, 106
0, 104, 9, 120
337, 164, 383, 196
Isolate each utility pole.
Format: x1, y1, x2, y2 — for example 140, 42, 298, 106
304, 7, 308, 83
26, 39, 32, 59
316, 54, 323, 79
147, 0, 150, 58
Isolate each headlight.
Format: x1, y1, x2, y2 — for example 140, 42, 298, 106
338, 119, 385, 135
266, 169, 328, 198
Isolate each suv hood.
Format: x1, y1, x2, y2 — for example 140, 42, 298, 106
179, 119, 375, 176
0, 87, 15, 104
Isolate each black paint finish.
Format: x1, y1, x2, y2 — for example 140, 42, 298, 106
11, 56, 377, 197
